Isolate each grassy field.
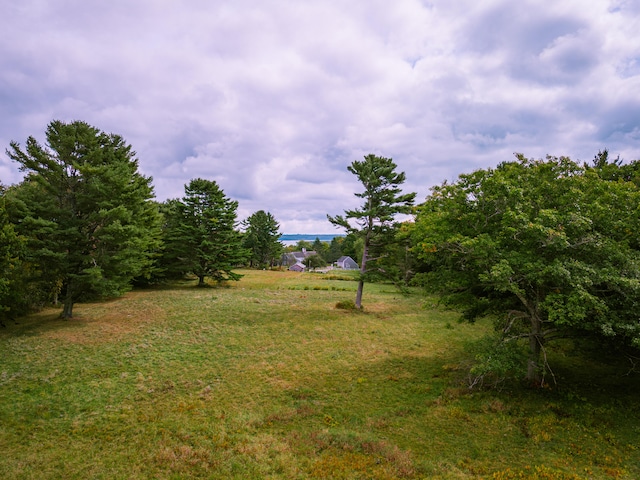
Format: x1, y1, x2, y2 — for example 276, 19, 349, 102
1, 270, 639, 479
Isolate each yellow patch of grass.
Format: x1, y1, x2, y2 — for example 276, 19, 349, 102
38, 291, 165, 345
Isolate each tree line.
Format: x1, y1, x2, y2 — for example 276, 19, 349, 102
3, 120, 640, 385
328, 152, 640, 386
0, 121, 286, 322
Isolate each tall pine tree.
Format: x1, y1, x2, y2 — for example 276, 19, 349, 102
162, 178, 247, 285
6, 120, 162, 318
242, 210, 283, 268
328, 154, 416, 308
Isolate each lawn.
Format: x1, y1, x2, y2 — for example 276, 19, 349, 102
1, 270, 638, 479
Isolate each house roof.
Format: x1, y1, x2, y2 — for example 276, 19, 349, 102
289, 250, 317, 260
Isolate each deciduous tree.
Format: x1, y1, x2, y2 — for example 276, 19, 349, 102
325, 236, 344, 264
413, 154, 640, 384
312, 237, 329, 262
303, 253, 326, 271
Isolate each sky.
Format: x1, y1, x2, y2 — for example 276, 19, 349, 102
1, 0, 639, 233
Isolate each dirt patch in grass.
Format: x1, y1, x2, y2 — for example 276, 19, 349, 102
41, 291, 165, 345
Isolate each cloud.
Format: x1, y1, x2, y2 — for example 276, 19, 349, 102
1, 0, 640, 233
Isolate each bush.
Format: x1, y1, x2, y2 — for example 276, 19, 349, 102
466, 335, 527, 389
335, 299, 358, 310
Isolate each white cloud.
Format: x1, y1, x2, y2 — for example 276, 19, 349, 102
1, 0, 640, 233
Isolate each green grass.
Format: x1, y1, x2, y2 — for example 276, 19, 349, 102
1, 269, 638, 479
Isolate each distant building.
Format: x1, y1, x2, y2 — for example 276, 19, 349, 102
288, 262, 305, 272
336, 256, 358, 270
282, 248, 317, 267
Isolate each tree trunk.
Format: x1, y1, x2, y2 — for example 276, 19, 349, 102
355, 232, 370, 309
197, 274, 206, 287
61, 284, 74, 319
355, 278, 365, 309
526, 315, 543, 384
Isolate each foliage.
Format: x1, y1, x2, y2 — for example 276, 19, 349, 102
335, 299, 357, 310
325, 236, 344, 263
339, 232, 360, 261
160, 178, 247, 286
242, 210, 283, 268
294, 239, 313, 252
413, 154, 640, 383
0, 270, 638, 479
466, 334, 529, 389
328, 154, 416, 308
5, 120, 162, 317
0, 187, 26, 323
303, 253, 327, 270
370, 221, 417, 287
586, 149, 640, 186
311, 237, 329, 261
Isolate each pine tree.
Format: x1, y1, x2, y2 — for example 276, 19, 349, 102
242, 210, 283, 268
0, 186, 25, 324
163, 178, 247, 286
328, 154, 416, 308
6, 120, 162, 318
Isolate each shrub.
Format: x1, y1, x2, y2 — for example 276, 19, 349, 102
335, 299, 358, 310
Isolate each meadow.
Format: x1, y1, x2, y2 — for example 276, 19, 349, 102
1, 270, 638, 479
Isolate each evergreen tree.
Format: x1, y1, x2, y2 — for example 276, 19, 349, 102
6, 120, 162, 318
326, 236, 344, 264
312, 237, 329, 261
0, 186, 26, 324
328, 154, 416, 308
163, 178, 247, 286
242, 210, 283, 268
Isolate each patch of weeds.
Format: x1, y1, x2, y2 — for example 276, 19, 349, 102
306, 432, 417, 479
288, 386, 317, 401
335, 300, 357, 310
490, 465, 584, 479
321, 274, 358, 281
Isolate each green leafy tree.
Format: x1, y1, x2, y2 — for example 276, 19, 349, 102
294, 240, 313, 252
4, 181, 62, 310
328, 154, 416, 308
242, 210, 283, 268
163, 178, 247, 286
303, 253, 326, 271
373, 221, 416, 287
6, 120, 162, 318
339, 233, 359, 261
413, 154, 640, 384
